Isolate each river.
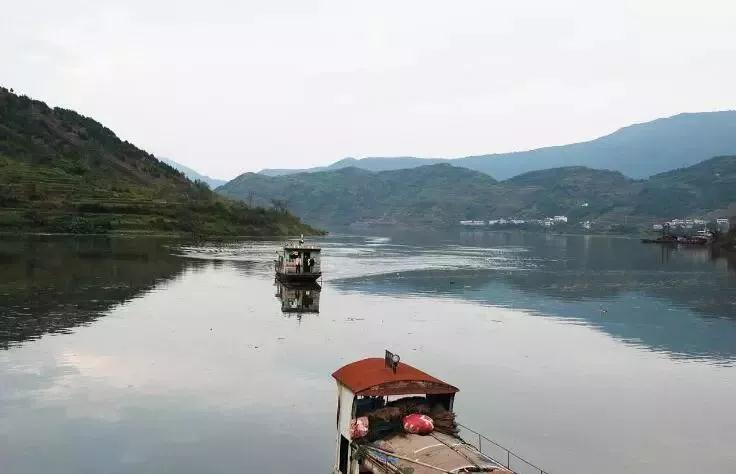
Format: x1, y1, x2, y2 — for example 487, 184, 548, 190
1, 230, 735, 473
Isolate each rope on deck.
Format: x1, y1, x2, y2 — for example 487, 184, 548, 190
362, 445, 454, 473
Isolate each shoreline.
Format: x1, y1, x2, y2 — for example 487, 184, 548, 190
0, 230, 327, 239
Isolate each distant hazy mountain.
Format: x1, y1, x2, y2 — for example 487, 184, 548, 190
219, 156, 736, 229
160, 157, 227, 188
258, 111, 736, 179
260, 157, 447, 176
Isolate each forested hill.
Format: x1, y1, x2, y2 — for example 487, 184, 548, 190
633, 155, 736, 217
259, 111, 736, 180
0, 87, 319, 235
220, 164, 503, 226
218, 156, 736, 229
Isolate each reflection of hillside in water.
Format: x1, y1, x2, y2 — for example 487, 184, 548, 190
331, 233, 736, 362
0, 237, 192, 349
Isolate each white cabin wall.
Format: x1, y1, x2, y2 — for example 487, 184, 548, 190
333, 384, 357, 474
337, 384, 355, 437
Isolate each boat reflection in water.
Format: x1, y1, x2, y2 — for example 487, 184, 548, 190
275, 280, 321, 316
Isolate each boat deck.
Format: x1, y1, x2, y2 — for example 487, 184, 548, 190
362, 431, 512, 473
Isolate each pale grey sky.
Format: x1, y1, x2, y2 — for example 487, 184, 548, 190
3, 0, 736, 179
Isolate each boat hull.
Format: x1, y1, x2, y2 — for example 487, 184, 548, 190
276, 271, 322, 283
641, 238, 676, 244
641, 238, 709, 245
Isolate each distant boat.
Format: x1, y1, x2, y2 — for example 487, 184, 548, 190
641, 236, 678, 244
642, 229, 712, 246
274, 236, 322, 282
676, 235, 711, 245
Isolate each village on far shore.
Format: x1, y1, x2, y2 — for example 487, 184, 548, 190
459, 215, 732, 234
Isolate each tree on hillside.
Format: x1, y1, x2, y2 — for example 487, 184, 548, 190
270, 198, 288, 213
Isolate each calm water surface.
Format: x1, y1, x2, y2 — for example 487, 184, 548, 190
1, 231, 735, 473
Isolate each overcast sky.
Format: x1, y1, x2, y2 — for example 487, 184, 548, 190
3, 1, 736, 179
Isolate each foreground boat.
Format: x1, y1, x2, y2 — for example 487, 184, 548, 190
332, 352, 547, 474
274, 236, 321, 282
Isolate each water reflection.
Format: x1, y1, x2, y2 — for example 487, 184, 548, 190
5, 233, 734, 364
324, 231, 736, 363
0, 236, 191, 349
275, 280, 321, 316
2, 234, 735, 474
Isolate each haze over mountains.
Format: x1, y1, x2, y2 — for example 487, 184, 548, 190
218, 156, 736, 229
4, 84, 735, 234
259, 111, 736, 180
214, 110, 736, 230
160, 157, 227, 189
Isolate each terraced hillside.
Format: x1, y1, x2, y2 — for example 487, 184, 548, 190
0, 87, 319, 236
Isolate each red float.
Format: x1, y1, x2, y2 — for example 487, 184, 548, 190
402, 414, 434, 435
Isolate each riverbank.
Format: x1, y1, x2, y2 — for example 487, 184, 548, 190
0, 206, 324, 237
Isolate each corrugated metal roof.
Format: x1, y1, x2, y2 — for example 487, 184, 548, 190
332, 358, 459, 396
283, 245, 321, 251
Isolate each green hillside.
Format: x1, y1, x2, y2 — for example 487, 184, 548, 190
633, 155, 736, 217
219, 157, 736, 229
0, 87, 319, 236
500, 167, 641, 221
221, 164, 503, 226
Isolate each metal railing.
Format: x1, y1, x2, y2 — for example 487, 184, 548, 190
458, 423, 548, 474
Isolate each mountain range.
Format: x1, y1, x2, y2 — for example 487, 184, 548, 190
259, 111, 736, 180
0, 87, 317, 236
5, 85, 735, 234
218, 156, 736, 229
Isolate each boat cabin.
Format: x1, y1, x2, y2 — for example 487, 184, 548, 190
275, 238, 322, 282
331, 352, 514, 474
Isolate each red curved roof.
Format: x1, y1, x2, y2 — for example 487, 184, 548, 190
332, 358, 459, 396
